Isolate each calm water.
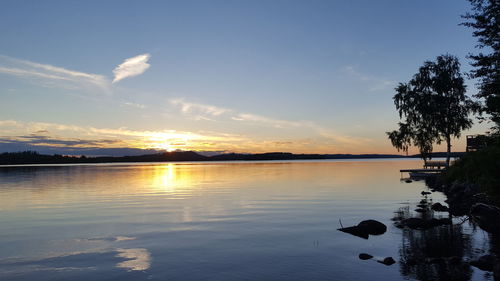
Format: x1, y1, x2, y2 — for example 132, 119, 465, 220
0, 160, 494, 280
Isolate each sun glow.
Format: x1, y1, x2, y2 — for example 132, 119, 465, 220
155, 142, 175, 152
145, 132, 195, 151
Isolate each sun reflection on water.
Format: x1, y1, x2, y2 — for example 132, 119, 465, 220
0, 160, 425, 212
150, 163, 178, 192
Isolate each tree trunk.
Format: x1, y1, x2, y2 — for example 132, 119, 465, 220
446, 135, 451, 167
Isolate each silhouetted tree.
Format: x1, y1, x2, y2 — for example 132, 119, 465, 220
387, 55, 477, 166
462, 0, 500, 131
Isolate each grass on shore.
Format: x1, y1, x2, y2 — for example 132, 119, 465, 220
444, 144, 500, 202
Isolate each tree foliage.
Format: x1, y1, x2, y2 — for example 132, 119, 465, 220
462, 0, 500, 129
387, 55, 478, 164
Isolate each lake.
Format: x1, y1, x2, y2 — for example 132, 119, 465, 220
0, 159, 494, 280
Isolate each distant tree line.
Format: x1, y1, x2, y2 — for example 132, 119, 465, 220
0, 150, 466, 165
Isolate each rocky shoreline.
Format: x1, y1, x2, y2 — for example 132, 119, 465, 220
425, 176, 500, 233
424, 176, 500, 278
338, 174, 500, 280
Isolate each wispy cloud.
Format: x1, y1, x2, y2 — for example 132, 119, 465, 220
0, 117, 383, 154
168, 98, 374, 151
0, 55, 110, 94
170, 98, 304, 128
112, 54, 151, 83
0, 54, 152, 93
121, 102, 147, 109
232, 113, 372, 146
0, 67, 72, 81
342, 65, 395, 92
0, 119, 245, 153
231, 113, 304, 128
170, 99, 231, 119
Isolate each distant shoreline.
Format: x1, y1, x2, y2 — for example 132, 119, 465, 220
0, 151, 465, 166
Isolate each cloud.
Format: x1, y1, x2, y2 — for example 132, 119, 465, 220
1, 119, 379, 154
341, 65, 395, 92
0, 119, 246, 155
1, 135, 121, 147
170, 99, 303, 128
121, 102, 147, 109
0, 53, 153, 92
231, 113, 304, 128
168, 98, 375, 150
231, 114, 372, 146
112, 54, 151, 83
0, 117, 381, 155
170, 99, 231, 119
0, 55, 110, 94
0, 66, 72, 81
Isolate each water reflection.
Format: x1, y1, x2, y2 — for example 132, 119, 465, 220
150, 163, 178, 193
0, 160, 424, 211
4, 160, 493, 281
395, 200, 474, 280
0, 235, 151, 278
116, 248, 151, 271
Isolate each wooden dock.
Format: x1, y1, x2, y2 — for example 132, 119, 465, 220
400, 160, 448, 178
400, 168, 443, 173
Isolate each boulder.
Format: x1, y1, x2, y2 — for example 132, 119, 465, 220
338, 219, 387, 239
471, 193, 493, 204
449, 256, 462, 265
338, 226, 369, 239
357, 220, 387, 235
378, 257, 396, 266
358, 253, 373, 260
494, 262, 500, 279
469, 254, 496, 271
470, 203, 500, 234
431, 202, 449, 212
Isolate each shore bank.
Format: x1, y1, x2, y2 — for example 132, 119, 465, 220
420, 174, 500, 277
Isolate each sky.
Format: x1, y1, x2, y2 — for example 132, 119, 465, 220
0, 0, 490, 156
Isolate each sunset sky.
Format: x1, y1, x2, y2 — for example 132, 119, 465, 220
0, 0, 488, 156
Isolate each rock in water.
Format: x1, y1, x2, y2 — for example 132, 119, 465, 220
431, 202, 449, 212
338, 219, 387, 239
449, 256, 462, 265
469, 254, 496, 271
470, 203, 500, 234
378, 257, 396, 266
357, 220, 387, 235
494, 262, 500, 279
359, 253, 373, 260
421, 191, 432, 196
338, 226, 369, 239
